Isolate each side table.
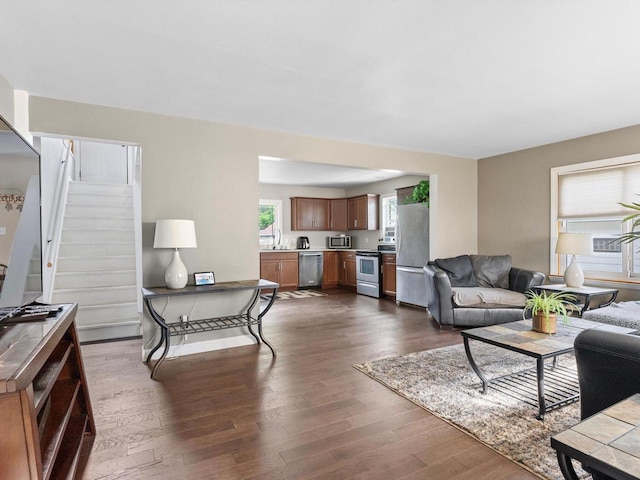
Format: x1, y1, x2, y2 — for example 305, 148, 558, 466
533, 284, 618, 316
143, 279, 279, 379
551, 393, 640, 480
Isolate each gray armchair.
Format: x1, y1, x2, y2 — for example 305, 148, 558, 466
423, 254, 545, 328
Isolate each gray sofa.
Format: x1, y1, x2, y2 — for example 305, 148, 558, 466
423, 254, 545, 328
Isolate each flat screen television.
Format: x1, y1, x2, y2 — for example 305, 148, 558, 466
0, 113, 42, 322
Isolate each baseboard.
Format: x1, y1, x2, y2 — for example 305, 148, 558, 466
144, 334, 256, 360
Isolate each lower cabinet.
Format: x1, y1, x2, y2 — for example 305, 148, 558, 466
323, 251, 340, 287
260, 252, 299, 290
339, 251, 357, 288
382, 253, 397, 297
0, 304, 95, 480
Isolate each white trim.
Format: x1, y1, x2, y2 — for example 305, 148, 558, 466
144, 333, 256, 360
547, 275, 640, 291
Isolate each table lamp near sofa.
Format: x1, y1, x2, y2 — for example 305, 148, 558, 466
153, 219, 197, 289
556, 232, 593, 288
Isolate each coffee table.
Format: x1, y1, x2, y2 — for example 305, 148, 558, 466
461, 319, 637, 420
552, 393, 640, 480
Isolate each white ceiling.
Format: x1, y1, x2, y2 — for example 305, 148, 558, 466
259, 157, 406, 187
1, 1, 640, 162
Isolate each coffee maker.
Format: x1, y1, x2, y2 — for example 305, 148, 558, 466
296, 236, 310, 249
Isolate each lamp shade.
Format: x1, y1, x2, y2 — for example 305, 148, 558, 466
555, 233, 593, 256
153, 219, 197, 249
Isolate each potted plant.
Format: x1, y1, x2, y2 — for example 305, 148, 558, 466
523, 290, 578, 334
405, 180, 430, 205
615, 198, 640, 245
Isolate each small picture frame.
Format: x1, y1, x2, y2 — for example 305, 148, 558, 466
194, 271, 215, 286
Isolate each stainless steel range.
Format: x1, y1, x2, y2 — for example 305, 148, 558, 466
355, 250, 382, 298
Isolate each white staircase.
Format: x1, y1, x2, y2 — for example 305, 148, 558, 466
51, 181, 140, 343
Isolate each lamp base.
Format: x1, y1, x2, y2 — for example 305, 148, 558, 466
165, 249, 188, 289
564, 254, 584, 288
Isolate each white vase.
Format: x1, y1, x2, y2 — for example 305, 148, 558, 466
165, 249, 188, 289
564, 254, 584, 288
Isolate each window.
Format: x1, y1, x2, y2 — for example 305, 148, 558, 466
259, 199, 282, 247
381, 194, 397, 243
551, 155, 640, 283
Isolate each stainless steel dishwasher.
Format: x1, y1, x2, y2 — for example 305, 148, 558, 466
298, 251, 323, 288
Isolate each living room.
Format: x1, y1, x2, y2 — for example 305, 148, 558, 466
2, 2, 640, 479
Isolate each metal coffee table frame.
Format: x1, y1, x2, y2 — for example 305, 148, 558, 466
461, 319, 637, 420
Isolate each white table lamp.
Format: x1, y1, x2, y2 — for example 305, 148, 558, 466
153, 219, 197, 289
555, 233, 593, 288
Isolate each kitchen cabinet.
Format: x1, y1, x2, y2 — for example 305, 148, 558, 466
323, 251, 340, 287
291, 197, 329, 231
329, 198, 348, 231
347, 194, 379, 230
260, 252, 299, 290
339, 251, 357, 288
0, 304, 95, 480
382, 253, 397, 297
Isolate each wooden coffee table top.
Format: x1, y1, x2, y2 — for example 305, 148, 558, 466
461, 318, 637, 359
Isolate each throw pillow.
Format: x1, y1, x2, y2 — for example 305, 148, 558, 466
470, 255, 512, 288
434, 255, 477, 287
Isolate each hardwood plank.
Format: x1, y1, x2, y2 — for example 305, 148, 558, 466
78, 289, 539, 480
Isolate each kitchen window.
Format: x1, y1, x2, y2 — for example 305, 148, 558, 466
259, 199, 282, 247
550, 155, 640, 283
381, 194, 397, 243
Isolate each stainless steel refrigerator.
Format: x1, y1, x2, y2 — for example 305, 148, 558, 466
396, 203, 430, 307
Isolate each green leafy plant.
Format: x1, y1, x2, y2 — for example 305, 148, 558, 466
258, 205, 275, 231
405, 180, 430, 205
523, 290, 578, 322
615, 197, 640, 245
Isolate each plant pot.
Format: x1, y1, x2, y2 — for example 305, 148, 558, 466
532, 313, 557, 334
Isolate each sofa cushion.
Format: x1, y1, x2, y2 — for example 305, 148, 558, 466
434, 255, 477, 287
470, 255, 512, 289
452, 287, 526, 308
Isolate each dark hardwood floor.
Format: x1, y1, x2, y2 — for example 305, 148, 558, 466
79, 289, 539, 479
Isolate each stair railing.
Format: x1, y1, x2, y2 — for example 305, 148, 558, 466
43, 139, 74, 301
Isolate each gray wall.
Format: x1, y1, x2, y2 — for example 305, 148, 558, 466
478, 124, 640, 300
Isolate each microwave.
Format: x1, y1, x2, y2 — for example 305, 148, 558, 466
328, 235, 352, 249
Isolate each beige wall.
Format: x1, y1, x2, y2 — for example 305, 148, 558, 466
29, 96, 478, 288
478, 124, 640, 300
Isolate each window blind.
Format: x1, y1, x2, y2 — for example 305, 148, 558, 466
558, 163, 640, 219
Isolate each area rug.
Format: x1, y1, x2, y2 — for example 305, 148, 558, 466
354, 343, 588, 480
274, 290, 328, 300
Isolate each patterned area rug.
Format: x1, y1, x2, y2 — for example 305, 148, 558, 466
354, 343, 588, 480
274, 290, 328, 300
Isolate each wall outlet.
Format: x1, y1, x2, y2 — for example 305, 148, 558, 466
180, 314, 189, 322
0, 226, 5, 235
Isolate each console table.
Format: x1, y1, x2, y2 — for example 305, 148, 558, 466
551, 393, 640, 480
143, 279, 279, 379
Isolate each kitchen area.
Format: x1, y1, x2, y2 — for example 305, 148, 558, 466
259, 165, 431, 307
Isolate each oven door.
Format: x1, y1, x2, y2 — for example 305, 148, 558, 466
356, 254, 380, 284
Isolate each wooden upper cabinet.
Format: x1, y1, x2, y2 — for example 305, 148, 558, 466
329, 198, 348, 231
291, 197, 329, 231
347, 194, 379, 230
291, 195, 378, 231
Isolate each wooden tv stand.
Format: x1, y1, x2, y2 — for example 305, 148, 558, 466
0, 303, 95, 479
